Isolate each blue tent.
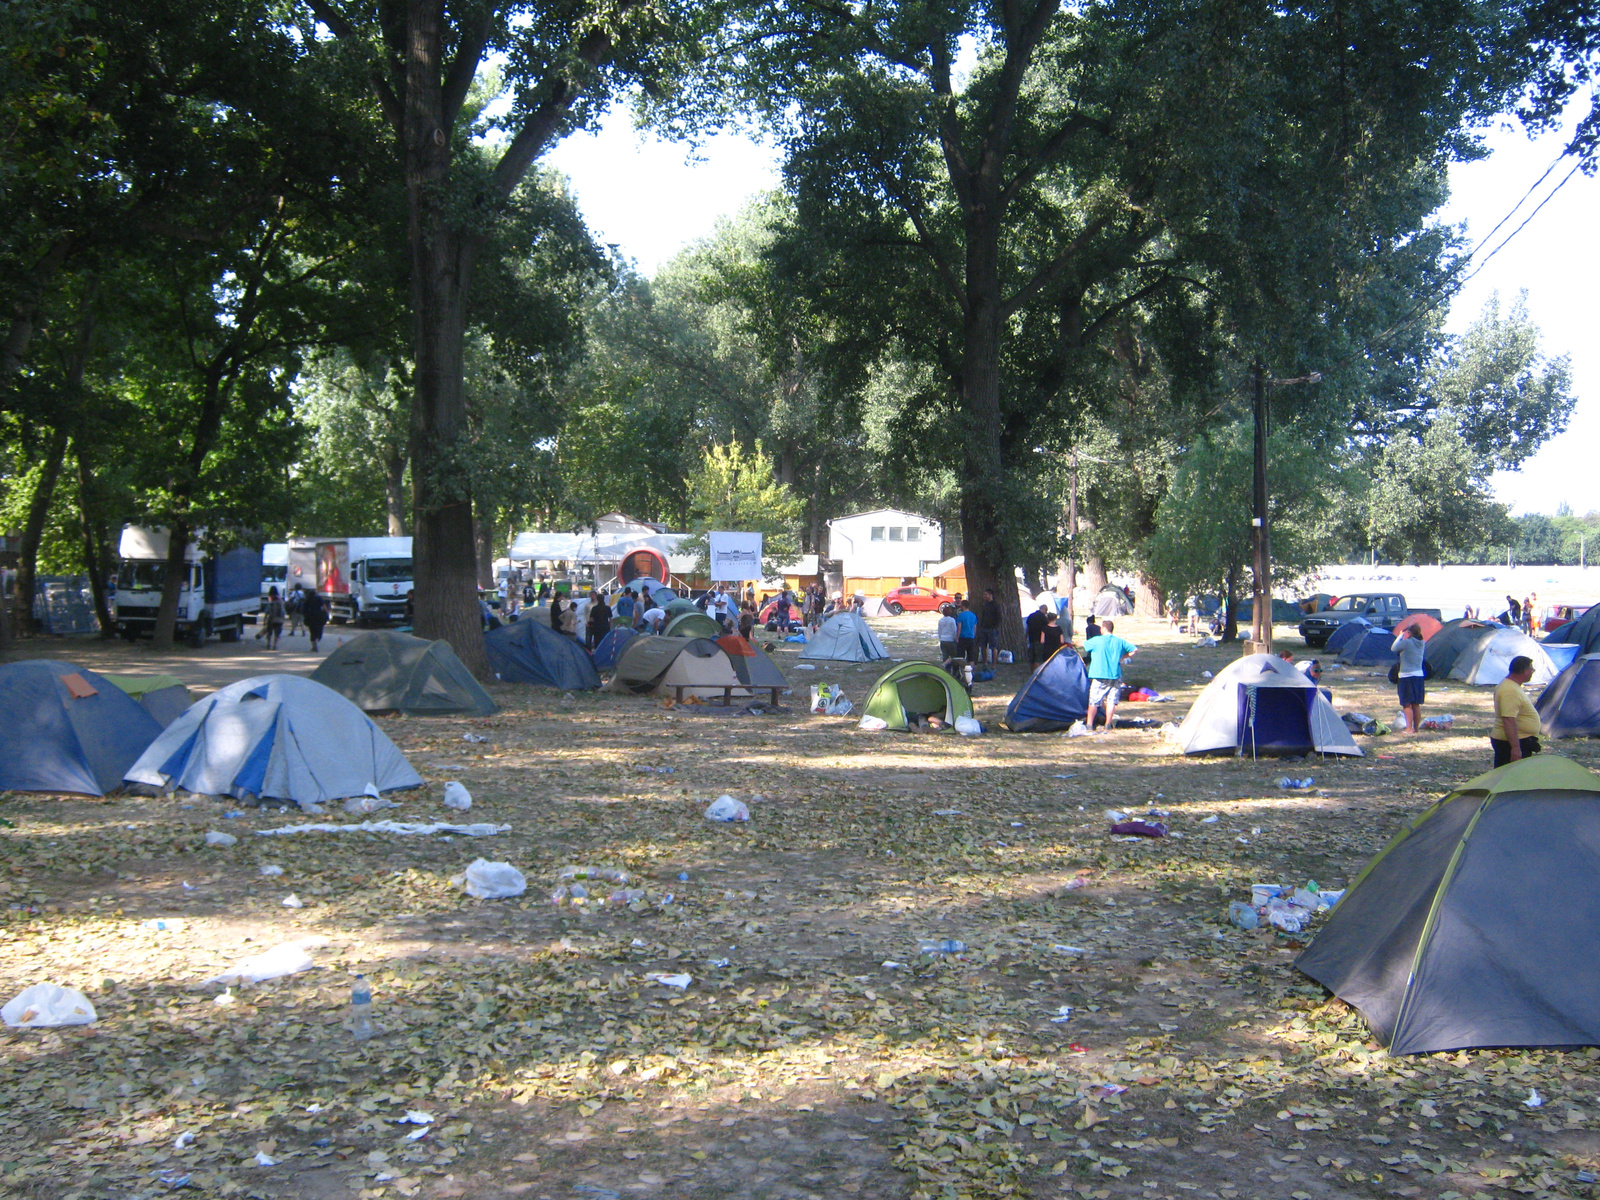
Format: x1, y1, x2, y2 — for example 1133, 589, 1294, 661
592, 627, 636, 672
1337, 627, 1399, 667
1538, 654, 1600, 738
1002, 647, 1090, 732
485, 618, 601, 690
1323, 619, 1371, 656
0, 660, 163, 795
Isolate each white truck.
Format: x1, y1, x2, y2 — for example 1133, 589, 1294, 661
315, 536, 413, 625
113, 526, 262, 646
259, 543, 289, 618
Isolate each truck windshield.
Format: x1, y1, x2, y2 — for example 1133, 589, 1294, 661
117, 562, 166, 591
366, 558, 412, 582
263, 566, 288, 584
1329, 596, 1360, 611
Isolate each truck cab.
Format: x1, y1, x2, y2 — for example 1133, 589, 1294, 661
113, 526, 262, 646
316, 536, 413, 625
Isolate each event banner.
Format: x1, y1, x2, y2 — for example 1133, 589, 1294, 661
708, 531, 763, 580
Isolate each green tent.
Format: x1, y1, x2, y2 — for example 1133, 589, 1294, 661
663, 610, 723, 639
862, 662, 973, 730
310, 630, 497, 716
102, 674, 195, 727
1297, 756, 1600, 1054
662, 598, 699, 618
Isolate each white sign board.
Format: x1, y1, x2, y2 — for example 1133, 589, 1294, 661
708, 531, 763, 580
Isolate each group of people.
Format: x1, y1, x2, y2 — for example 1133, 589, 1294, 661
1498, 593, 1544, 634
258, 583, 330, 652
1391, 623, 1543, 766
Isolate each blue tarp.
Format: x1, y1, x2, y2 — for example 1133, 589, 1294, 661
1538, 655, 1600, 739
485, 618, 601, 690
0, 660, 163, 794
592, 627, 636, 672
1338, 627, 1400, 667
1003, 647, 1089, 732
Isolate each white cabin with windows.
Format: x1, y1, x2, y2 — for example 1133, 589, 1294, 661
825, 509, 943, 581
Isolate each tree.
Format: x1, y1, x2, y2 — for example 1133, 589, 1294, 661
1364, 416, 1514, 564
677, 441, 804, 579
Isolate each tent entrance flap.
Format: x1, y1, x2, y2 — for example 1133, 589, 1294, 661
897, 673, 953, 718
1238, 685, 1314, 756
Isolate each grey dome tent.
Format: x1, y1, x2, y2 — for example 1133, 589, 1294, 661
484, 618, 601, 690
1090, 584, 1133, 617
125, 675, 423, 807
1554, 604, 1600, 655
311, 631, 496, 715
1422, 619, 1496, 679
1447, 625, 1557, 687
800, 612, 889, 662
608, 635, 744, 698
717, 635, 790, 693
1336, 627, 1400, 667
0, 661, 164, 795
1537, 654, 1600, 738
1297, 756, 1600, 1054
1172, 653, 1361, 757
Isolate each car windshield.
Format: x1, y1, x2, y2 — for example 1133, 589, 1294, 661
117, 561, 166, 591
365, 558, 411, 582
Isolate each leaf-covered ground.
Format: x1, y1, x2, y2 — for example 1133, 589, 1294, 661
4, 617, 1600, 1200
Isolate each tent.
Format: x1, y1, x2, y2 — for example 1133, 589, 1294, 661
1422, 618, 1496, 679
592, 627, 636, 672
1447, 626, 1558, 688
1392, 612, 1442, 640
1296, 756, 1600, 1054
608, 635, 745, 698
800, 612, 889, 662
1301, 593, 1338, 613
1172, 653, 1362, 757
125, 674, 423, 805
717, 636, 790, 692
862, 662, 973, 731
0, 661, 164, 795
1003, 647, 1090, 732
310, 631, 496, 716
1322, 618, 1371, 657
103, 674, 194, 728
484, 618, 601, 690
1554, 604, 1600, 655
1537, 654, 1600, 738
1336, 627, 1400, 667
1234, 597, 1309, 625
1090, 584, 1133, 617
663, 610, 723, 639
663, 598, 699, 619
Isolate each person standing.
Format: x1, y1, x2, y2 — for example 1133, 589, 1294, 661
587, 591, 612, 649
1040, 613, 1065, 659
262, 586, 286, 650
615, 587, 635, 629
1392, 626, 1427, 733
1082, 618, 1137, 732
977, 587, 1001, 665
937, 604, 960, 664
549, 593, 566, 632
287, 584, 305, 637
955, 599, 978, 664
1491, 656, 1542, 766
302, 585, 328, 653
1025, 602, 1052, 664
1083, 612, 1101, 642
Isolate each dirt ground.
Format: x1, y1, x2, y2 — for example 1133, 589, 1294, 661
3, 613, 1599, 1200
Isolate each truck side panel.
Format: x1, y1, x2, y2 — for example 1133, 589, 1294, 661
206, 546, 263, 605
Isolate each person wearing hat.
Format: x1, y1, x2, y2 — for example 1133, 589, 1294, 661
1491, 656, 1541, 766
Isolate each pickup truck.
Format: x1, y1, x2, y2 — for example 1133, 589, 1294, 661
1298, 593, 1442, 648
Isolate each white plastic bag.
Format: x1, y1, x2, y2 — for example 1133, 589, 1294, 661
455, 858, 526, 899
343, 794, 399, 814
443, 781, 472, 811
1068, 720, 1092, 737
954, 715, 983, 736
858, 714, 888, 731
2, 983, 97, 1028
705, 795, 750, 823
204, 830, 237, 847
202, 940, 319, 985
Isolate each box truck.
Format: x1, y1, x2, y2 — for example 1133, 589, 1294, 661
315, 536, 413, 624
114, 526, 262, 646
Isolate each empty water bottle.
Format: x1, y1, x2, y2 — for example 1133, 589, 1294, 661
918, 939, 967, 955
1277, 777, 1313, 789
348, 975, 374, 1041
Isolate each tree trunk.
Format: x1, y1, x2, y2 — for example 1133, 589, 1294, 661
384, 449, 408, 535
473, 504, 495, 588
12, 424, 70, 637
1083, 553, 1109, 595
1223, 561, 1240, 642
74, 446, 115, 636
1134, 572, 1163, 619
153, 517, 192, 650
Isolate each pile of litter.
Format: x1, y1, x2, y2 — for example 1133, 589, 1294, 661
1228, 881, 1345, 933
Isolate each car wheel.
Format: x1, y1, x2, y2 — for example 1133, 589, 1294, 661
886, 602, 904, 615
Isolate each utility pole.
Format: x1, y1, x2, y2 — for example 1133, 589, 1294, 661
1066, 451, 1078, 638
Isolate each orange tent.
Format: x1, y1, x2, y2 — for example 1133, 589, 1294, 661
1394, 613, 1443, 640
716, 634, 758, 657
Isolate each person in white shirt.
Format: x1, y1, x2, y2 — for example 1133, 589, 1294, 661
642, 605, 666, 633
937, 605, 960, 664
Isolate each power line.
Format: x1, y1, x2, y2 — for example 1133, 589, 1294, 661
1456, 158, 1584, 288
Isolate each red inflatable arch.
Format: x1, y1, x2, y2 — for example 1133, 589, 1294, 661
619, 547, 669, 586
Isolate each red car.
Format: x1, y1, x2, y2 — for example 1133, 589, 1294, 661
881, 585, 955, 615
1543, 605, 1591, 634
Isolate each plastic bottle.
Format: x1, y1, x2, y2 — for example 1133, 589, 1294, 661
348, 975, 374, 1041
1277, 777, 1313, 790
918, 939, 967, 955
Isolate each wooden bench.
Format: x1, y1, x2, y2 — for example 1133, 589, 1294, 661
672, 685, 788, 707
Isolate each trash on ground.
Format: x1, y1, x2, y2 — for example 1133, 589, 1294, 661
636, 764, 675, 774
644, 972, 692, 989
254, 1150, 278, 1166
1052, 944, 1088, 954
204, 830, 237, 846
1418, 713, 1456, 730
453, 858, 526, 899
1228, 901, 1260, 929
1277, 777, 1314, 789
858, 714, 888, 731
343, 793, 399, 814
442, 780, 472, 810
259, 864, 284, 876
1199, 814, 1219, 823
932, 808, 962, 815
257, 820, 509, 837
918, 939, 966, 955
2, 983, 98, 1028
281, 893, 304, 908
462, 732, 487, 743
173, 1131, 195, 1149
141, 917, 186, 932
705, 795, 751, 822
1068, 721, 1091, 737
794, 663, 816, 670
1109, 819, 1167, 837
1526, 1088, 1545, 1108
1230, 880, 1340, 934
954, 715, 983, 736
202, 939, 323, 986
1050, 1005, 1073, 1022
810, 684, 853, 715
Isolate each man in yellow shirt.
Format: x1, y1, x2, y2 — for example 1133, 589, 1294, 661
1491, 656, 1541, 768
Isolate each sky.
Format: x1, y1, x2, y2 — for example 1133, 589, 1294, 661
544, 102, 1598, 517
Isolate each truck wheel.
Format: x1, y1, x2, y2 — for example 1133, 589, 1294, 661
120, 625, 139, 642
219, 617, 241, 643
186, 619, 207, 649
